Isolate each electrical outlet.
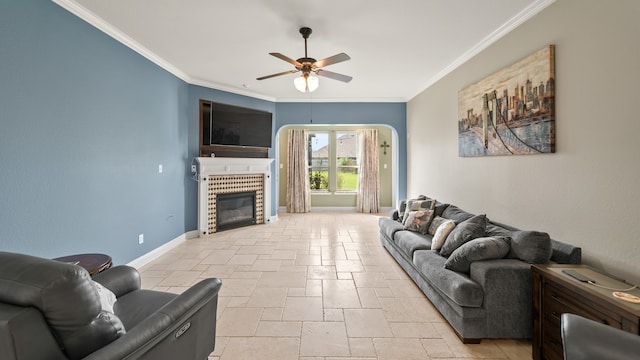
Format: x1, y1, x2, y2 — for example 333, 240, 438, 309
158, 164, 163, 174
191, 164, 197, 173
138, 233, 144, 245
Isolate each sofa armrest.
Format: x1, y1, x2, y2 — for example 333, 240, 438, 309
92, 265, 141, 297
470, 259, 533, 338
83, 278, 222, 360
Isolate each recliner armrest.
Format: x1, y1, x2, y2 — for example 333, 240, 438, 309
92, 265, 141, 297
82, 278, 222, 360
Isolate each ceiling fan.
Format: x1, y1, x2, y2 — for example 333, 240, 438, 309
256, 27, 352, 92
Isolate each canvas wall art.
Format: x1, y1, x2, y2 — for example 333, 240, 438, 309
458, 45, 555, 157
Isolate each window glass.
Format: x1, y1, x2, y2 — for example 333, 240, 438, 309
308, 132, 329, 191
336, 132, 359, 191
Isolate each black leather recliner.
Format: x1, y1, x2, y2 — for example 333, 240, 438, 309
0, 251, 222, 360
561, 313, 640, 360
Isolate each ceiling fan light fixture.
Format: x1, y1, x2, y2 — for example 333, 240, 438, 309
294, 74, 319, 92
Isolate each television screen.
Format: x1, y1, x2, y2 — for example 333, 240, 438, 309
208, 102, 273, 148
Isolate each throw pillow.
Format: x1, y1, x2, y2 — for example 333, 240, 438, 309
428, 216, 447, 235
402, 199, 436, 224
93, 280, 117, 313
444, 236, 511, 273
403, 209, 435, 234
430, 219, 456, 250
507, 230, 553, 263
439, 214, 487, 257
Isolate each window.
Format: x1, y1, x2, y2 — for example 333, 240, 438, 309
308, 131, 359, 193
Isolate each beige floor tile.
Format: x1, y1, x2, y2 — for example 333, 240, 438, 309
344, 309, 393, 338
246, 287, 288, 308
158, 270, 202, 287
300, 322, 350, 357
218, 278, 257, 297
254, 321, 302, 337
308, 265, 337, 279
323, 279, 362, 308
390, 322, 440, 338
220, 337, 299, 360
282, 296, 324, 321
349, 337, 377, 357
257, 271, 306, 288
216, 308, 262, 336
373, 338, 430, 360
137, 212, 532, 360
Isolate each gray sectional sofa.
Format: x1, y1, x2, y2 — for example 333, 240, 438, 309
379, 199, 581, 343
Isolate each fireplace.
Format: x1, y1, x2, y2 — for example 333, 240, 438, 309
196, 157, 273, 235
216, 191, 256, 231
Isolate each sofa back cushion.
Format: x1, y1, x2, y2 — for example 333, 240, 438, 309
0, 252, 125, 360
507, 231, 553, 263
441, 204, 475, 224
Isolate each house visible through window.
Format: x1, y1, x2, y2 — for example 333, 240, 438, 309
308, 131, 359, 193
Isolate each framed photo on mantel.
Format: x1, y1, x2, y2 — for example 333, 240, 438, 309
458, 45, 555, 157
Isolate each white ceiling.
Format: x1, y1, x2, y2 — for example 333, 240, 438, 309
55, 0, 552, 102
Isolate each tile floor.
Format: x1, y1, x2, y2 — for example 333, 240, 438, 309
139, 211, 532, 360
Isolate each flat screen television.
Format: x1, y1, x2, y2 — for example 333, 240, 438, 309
202, 101, 273, 148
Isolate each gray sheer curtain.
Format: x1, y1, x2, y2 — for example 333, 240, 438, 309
286, 129, 311, 213
356, 129, 380, 213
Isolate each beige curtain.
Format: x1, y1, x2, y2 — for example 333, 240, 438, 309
356, 129, 380, 213
286, 129, 311, 213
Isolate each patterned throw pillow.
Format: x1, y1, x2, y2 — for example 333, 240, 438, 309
430, 219, 456, 250
403, 209, 435, 234
402, 199, 436, 224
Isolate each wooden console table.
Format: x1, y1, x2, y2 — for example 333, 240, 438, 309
532, 264, 640, 360
53, 253, 112, 276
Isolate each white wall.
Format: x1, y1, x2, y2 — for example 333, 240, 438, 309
407, 0, 640, 283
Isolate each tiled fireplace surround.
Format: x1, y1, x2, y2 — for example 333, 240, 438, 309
197, 157, 274, 235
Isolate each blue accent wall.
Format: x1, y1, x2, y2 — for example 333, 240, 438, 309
0, 0, 190, 264
1, 0, 407, 264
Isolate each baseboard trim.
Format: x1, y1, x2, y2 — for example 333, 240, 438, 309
127, 230, 199, 269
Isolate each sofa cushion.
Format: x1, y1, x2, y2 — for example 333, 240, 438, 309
441, 204, 475, 224
379, 218, 405, 242
440, 214, 487, 257
395, 231, 433, 258
404, 209, 435, 234
413, 250, 484, 307
402, 199, 436, 224
507, 230, 552, 263
430, 219, 456, 250
444, 236, 511, 273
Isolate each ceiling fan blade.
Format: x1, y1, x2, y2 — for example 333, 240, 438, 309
256, 69, 299, 80
315, 69, 353, 83
269, 53, 301, 67
313, 53, 350, 68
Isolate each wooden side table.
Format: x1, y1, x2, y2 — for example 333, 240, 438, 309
53, 253, 113, 276
532, 264, 640, 360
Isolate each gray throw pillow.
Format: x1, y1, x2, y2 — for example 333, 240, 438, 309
444, 236, 511, 273
439, 214, 487, 257
507, 230, 552, 263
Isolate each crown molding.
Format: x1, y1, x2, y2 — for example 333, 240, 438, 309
408, 0, 556, 101
52, 0, 193, 82
53, 0, 553, 104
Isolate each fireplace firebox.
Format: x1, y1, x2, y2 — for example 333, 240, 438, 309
216, 191, 257, 231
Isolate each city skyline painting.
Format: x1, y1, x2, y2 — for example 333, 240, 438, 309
458, 45, 555, 157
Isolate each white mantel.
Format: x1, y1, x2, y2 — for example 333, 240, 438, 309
196, 157, 274, 235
